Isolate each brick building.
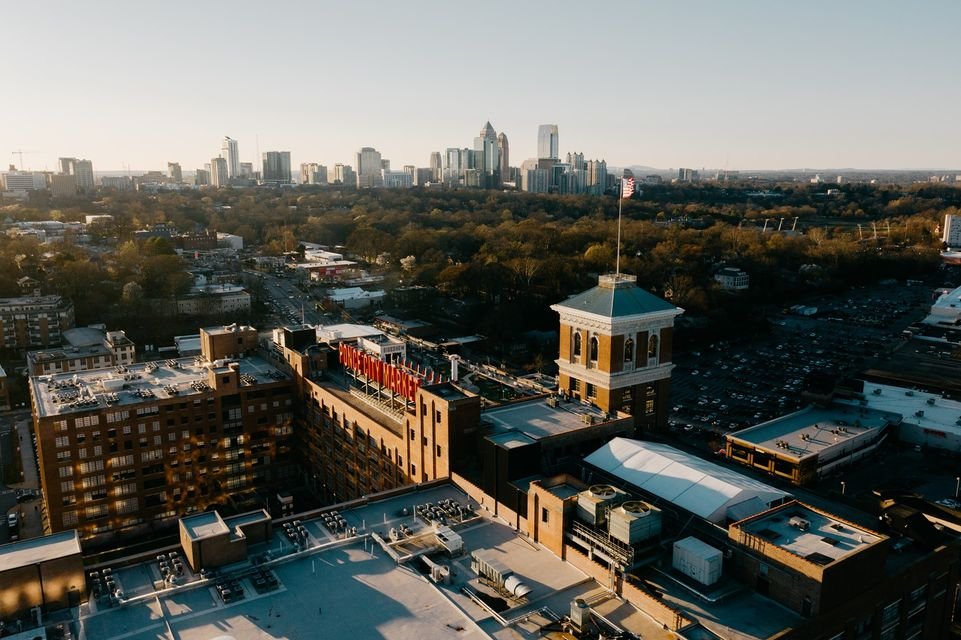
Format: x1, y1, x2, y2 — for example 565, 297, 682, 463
31, 326, 295, 540
551, 274, 682, 432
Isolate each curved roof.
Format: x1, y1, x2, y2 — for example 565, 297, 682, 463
584, 438, 791, 524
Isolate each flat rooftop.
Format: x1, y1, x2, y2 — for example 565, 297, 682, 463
727, 405, 898, 461
30, 355, 289, 418
180, 512, 229, 541
28, 343, 112, 364
850, 380, 961, 437
483, 396, 617, 440
0, 295, 65, 309
200, 324, 255, 336
735, 502, 885, 566
0, 530, 81, 573
69, 483, 676, 640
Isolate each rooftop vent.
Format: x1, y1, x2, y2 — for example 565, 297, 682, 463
788, 516, 810, 531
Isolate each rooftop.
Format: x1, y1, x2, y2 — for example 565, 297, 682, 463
200, 324, 255, 336
63, 326, 107, 347
727, 405, 899, 461
735, 502, 886, 566
316, 323, 383, 342
180, 512, 229, 541
28, 343, 112, 365
552, 274, 679, 319
585, 438, 792, 524
0, 530, 81, 573
0, 295, 67, 309
483, 396, 618, 440
69, 483, 670, 640
848, 381, 961, 438
30, 355, 289, 418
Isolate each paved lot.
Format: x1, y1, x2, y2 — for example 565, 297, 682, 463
669, 281, 931, 442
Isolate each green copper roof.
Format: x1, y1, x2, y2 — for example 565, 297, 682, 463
555, 279, 677, 318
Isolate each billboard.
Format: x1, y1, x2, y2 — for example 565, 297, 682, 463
338, 342, 420, 403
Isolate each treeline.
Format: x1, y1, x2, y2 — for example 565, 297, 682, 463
2, 183, 955, 334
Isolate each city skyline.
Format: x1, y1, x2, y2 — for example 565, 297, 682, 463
3, 1, 960, 172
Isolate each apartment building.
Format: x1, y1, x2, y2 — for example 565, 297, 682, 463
0, 296, 75, 350
31, 326, 295, 540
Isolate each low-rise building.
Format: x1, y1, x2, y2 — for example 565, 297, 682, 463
725, 404, 899, 485
27, 330, 135, 376
176, 285, 251, 316
714, 267, 750, 291
0, 530, 85, 621
179, 509, 271, 572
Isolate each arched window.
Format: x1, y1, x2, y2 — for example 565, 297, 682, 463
624, 338, 634, 363
573, 332, 582, 358
648, 334, 659, 360
589, 336, 599, 361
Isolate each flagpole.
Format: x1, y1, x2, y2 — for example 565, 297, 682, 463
615, 193, 623, 277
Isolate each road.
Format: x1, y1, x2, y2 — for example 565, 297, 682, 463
249, 271, 327, 326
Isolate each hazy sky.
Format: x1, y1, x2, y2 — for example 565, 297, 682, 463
4, 1, 959, 172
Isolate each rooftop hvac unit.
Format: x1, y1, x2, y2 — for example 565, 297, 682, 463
577, 484, 624, 526
872, 388, 883, 395
471, 551, 532, 598
789, 516, 810, 531
581, 413, 594, 425
672, 537, 723, 586
546, 396, 558, 408
571, 598, 590, 631
927, 398, 936, 405
915, 410, 925, 418
608, 500, 662, 544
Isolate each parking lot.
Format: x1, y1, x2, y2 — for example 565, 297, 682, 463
669, 281, 932, 441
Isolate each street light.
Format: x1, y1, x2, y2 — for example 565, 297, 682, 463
840, 481, 846, 496
955, 477, 959, 499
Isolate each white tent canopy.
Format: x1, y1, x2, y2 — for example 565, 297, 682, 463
584, 438, 791, 524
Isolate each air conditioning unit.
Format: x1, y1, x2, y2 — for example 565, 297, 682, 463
581, 413, 594, 425
788, 516, 810, 531
546, 397, 558, 408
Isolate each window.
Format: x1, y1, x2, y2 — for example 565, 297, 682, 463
62, 512, 78, 527
589, 336, 599, 361
541, 507, 549, 523
572, 331, 582, 358
116, 498, 139, 514
410, 463, 416, 476
60, 480, 75, 492
436, 445, 442, 457
59, 466, 73, 478
648, 334, 659, 360
78, 460, 104, 474
624, 338, 634, 363
586, 383, 596, 398
645, 400, 655, 415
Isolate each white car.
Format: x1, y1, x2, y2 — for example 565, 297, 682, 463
7, 513, 18, 528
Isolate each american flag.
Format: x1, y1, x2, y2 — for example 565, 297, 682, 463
621, 177, 635, 199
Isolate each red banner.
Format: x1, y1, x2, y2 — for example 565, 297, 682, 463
339, 342, 420, 402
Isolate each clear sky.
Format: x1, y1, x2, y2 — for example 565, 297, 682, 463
3, 0, 959, 172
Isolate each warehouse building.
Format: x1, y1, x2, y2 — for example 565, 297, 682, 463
0, 531, 85, 621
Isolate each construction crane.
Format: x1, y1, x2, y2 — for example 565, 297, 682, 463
10, 150, 39, 170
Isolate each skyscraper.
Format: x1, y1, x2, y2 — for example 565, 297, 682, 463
497, 133, 509, 180
355, 147, 384, 188
58, 157, 95, 193
262, 151, 292, 183
473, 121, 500, 188
300, 163, 327, 185
221, 137, 240, 179
211, 157, 228, 187
537, 124, 559, 160
194, 169, 210, 186
333, 163, 356, 186
167, 162, 183, 183
429, 152, 442, 182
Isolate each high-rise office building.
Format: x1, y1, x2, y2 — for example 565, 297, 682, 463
221, 137, 240, 179
567, 152, 585, 171
300, 163, 327, 185
537, 124, 559, 160
167, 162, 182, 183
240, 162, 254, 178
262, 152, 292, 183
194, 169, 210, 186
3, 171, 48, 193
210, 157, 229, 187
520, 159, 549, 193
59, 158, 95, 193
473, 121, 500, 188
332, 164, 356, 186
355, 147, 384, 188
497, 133, 509, 180
429, 152, 442, 182
587, 159, 608, 195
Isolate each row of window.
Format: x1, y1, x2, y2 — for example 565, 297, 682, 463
572, 332, 660, 364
